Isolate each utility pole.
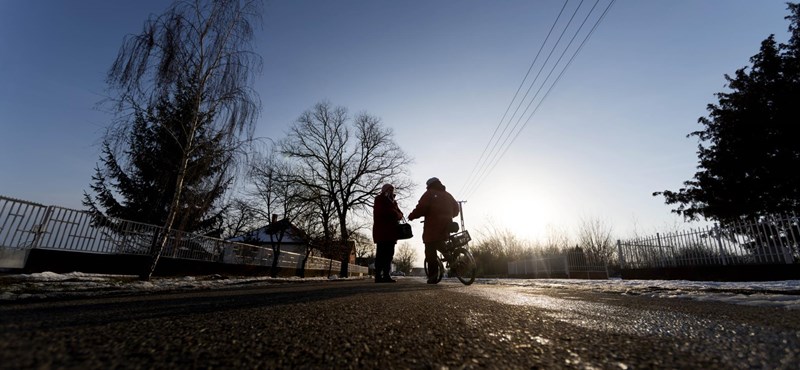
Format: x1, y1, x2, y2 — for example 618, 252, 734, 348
457, 200, 467, 231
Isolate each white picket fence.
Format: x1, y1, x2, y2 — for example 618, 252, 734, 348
0, 195, 367, 275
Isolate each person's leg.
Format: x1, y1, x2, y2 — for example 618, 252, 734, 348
375, 243, 386, 282
385, 242, 396, 279
424, 241, 443, 283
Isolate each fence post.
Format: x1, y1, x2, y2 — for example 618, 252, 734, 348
774, 216, 793, 264
563, 254, 570, 279
30, 206, 53, 249
656, 233, 666, 267
712, 223, 727, 265
617, 240, 625, 270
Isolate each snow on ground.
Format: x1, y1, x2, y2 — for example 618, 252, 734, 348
1, 272, 799, 309
481, 278, 800, 310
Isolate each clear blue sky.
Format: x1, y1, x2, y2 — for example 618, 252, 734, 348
0, 1, 794, 256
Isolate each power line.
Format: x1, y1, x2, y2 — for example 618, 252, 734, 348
464, 0, 603, 200
461, 0, 590, 199
460, 0, 599, 198
464, 0, 616, 201
462, 0, 589, 199
457, 0, 572, 196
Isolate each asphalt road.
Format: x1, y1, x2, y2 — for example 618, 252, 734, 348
1, 277, 798, 369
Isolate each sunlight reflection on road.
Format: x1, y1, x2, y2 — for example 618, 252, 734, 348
463, 285, 715, 338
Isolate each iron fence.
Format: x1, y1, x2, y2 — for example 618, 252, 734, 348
0, 195, 366, 274
617, 214, 799, 269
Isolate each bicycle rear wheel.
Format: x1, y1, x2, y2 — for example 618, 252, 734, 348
423, 256, 444, 283
451, 248, 476, 285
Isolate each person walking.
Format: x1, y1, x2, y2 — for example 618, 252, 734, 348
407, 177, 459, 284
372, 184, 404, 283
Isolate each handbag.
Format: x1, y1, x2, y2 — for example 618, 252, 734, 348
397, 217, 413, 240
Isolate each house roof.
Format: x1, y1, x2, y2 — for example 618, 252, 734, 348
227, 219, 306, 245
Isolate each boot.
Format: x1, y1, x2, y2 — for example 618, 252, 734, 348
378, 271, 396, 283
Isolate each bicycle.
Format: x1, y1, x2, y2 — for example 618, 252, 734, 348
423, 202, 477, 285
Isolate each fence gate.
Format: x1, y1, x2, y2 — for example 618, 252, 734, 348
0, 197, 51, 268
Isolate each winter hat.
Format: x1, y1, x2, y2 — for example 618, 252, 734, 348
381, 184, 394, 194
426, 177, 440, 186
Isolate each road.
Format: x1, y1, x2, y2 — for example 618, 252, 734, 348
1, 277, 798, 369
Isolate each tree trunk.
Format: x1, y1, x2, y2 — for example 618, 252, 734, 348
338, 215, 350, 277
141, 119, 198, 281
297, 249, 310, 278
270, 248, 281, 278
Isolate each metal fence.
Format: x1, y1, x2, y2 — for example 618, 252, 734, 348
508, 252, 609, 279
617, 214, 799, 269
0, 195, 367, 274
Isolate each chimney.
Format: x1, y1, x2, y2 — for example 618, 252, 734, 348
272, 214, 278, 224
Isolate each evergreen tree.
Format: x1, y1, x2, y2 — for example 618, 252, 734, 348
84, 83, 230, 233
94, 0, 261, 279
655, 3, 800, 224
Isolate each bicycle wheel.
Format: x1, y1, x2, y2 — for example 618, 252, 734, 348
451, 248, 476, 285
423, 256, 444, 283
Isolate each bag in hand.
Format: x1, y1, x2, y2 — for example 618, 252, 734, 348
397, 222, 413, 240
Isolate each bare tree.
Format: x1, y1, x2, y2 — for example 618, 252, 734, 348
248, 150, 307, 277
576, 216, 615, 264
350, 230, 375, 261
220, 197, 259, 239
542, 224, 572, 255
471, 221, 531, 276
290, 203, 333, 278
104, 0, 262, 280
393, 242, 417, 274
280, 101, 413, 277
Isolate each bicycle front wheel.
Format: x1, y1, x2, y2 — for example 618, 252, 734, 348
451, 248, 476, 285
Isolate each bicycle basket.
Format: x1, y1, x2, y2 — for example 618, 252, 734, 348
448, 230, 471, 249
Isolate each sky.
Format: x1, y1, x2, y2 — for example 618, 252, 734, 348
2, 272, 799, 310
0, 0, 796, 263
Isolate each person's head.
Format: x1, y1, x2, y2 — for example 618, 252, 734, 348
380, 183, 394, 196
426, 177, 443, 189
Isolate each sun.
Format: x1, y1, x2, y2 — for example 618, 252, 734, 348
464, 181, 566, 243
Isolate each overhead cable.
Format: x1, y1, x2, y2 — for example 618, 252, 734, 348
463, 0, 616, 200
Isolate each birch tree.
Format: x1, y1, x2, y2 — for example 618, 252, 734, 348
102, 0, 262, 280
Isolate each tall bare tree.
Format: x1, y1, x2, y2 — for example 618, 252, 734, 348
103, 0, 262, 280
280, 101, 413, 277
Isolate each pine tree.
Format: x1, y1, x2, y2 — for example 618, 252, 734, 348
655, 3, 800, 224
84, 83, 230, 234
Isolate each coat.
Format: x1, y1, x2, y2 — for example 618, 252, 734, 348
408, 185, 459, 243
372, 193, 403, 243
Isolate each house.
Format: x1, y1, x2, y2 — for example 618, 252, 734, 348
227, 214, 309, 254
227, 215, 358, 267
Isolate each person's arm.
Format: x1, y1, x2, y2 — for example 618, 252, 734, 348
407, 193, 429, 221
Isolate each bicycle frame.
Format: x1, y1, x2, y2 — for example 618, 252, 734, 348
423, 201, 477, 285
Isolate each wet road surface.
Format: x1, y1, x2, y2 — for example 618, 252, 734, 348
1, 277, 798, 369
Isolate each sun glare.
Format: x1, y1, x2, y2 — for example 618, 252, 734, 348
469, 180, 566, 243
